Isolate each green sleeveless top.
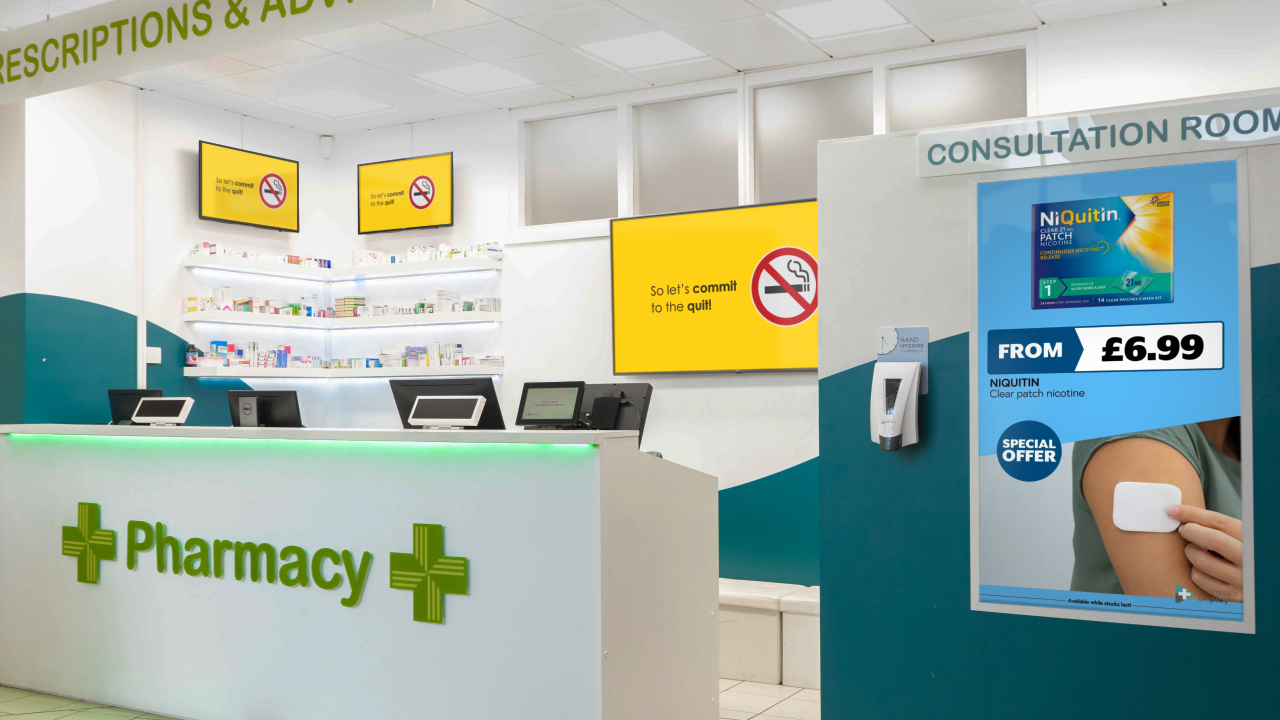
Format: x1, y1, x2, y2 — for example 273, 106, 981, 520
1070, 424, 1242, 594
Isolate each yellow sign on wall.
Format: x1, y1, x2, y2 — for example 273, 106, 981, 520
612, 200, 818, 374
358, 153, 454, 234
199, 142, 299, 232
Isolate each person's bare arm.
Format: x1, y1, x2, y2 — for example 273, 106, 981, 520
1081, 438, 1206, 598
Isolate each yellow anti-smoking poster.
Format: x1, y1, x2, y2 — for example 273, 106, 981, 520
358, 153, 454, 234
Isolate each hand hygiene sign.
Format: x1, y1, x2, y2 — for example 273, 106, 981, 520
0, 0, 428, 105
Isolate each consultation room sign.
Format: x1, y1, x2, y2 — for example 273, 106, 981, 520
918, 88, 1280, 177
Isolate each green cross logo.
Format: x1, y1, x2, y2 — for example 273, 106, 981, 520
390, 523, 468, 624
62, 502, 116, 584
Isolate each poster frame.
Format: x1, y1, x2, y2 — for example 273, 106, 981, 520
967, 148, 1255, 633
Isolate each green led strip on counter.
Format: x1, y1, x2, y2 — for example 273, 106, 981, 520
5, 432, 598, 455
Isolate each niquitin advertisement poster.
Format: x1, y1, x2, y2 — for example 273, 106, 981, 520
974, 160, 1251, 631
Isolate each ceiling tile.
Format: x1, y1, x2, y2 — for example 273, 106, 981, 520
204, 69, 325, 102
405, 99, 500, 120
473, 85, 573, 109
629, 57, 737, 85
294, 120, 366, 135
418, 63, 538, 94
0, 3, 67, 30
158, 83, 262, 112
242, 103, 328, 128
114, 71, 188, 91
162, 56, 258, 82
340, 109, 426, 130
1030, 0, 1161, 24
515, 1, 657, 45
302, 22, 414, 53
469, 0, 595, 18
493, 49, 619, 85
885, 0, 1028, 25
225, 40, 332, 68
917, 7, 1041, 42
342, 38, 473, 75
550, 73, 652, 98
776, 0, 908, 40
749, 0, 830, 9
48, 0, 113, 11
346, 78, 463, 109
385, 0, 504, 35
673, 15, 806, 58
579, 32, 705, 70
717, 42, 829, 71
274, 55, 400, 89
814, 23, 931, 57
278, 90, 392, 117
429, 21, 563, 62
610, 0, 762, 30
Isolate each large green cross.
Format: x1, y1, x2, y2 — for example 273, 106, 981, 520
390, 523, 468, 624
62, 502, 116, 584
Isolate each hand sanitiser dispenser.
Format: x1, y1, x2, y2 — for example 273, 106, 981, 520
870, 362, 921, 451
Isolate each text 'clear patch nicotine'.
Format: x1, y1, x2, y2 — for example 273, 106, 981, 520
1112, 482, 1182, 532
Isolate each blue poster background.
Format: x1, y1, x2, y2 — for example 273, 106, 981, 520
977, 161, 1240, 453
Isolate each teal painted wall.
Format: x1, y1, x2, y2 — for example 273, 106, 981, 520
720, 457, 819, 586
23, 294, 134, 424
0, 294, 24, 424
0, 294, 247, 425
820, 264, 1280, 718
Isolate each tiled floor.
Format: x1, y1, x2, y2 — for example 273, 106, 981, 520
4, 682, 805, 719
719, 679, 820, 720
0, 686, 178, 719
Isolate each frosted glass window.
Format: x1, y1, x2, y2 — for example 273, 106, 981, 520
889, 50, 1027, 133
636, 93, 738, 216
526, 110, 617, 225
755, 73, 873, 204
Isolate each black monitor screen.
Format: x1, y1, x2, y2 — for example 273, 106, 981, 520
108, 389, 162, 423
136, 399, 187, 418
412, 397, 480, 420
226, 391, 303, 428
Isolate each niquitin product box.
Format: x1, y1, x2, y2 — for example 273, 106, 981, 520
1031, 192, 1173, 309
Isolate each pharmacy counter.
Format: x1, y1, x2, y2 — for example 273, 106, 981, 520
0, 425, 717, 720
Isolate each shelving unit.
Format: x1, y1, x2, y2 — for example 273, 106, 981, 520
182, 252, 505, 381
183, 310, 502, 330
182, 365, 503, 379
183, 255, 502, 281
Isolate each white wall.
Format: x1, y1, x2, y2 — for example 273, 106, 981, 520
1035, 0, 1280, 116
0, 99, 22, 298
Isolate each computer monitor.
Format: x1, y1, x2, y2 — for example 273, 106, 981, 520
516, 382, 586, 429
226, 390, 304, 428
578, 383, 653, 443
108, 389, 162, 424
389, 377, 505, 430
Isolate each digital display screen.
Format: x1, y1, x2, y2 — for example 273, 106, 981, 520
358, 153, 453, 234
199, 141, 299, 232
411, 397, 478, 420
521, 387, 580, 421
136, 399, 187, 418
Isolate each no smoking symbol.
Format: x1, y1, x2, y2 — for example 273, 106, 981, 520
752, 247, 817, 326
259, 173, 287, 209
410, 175, 435, 210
